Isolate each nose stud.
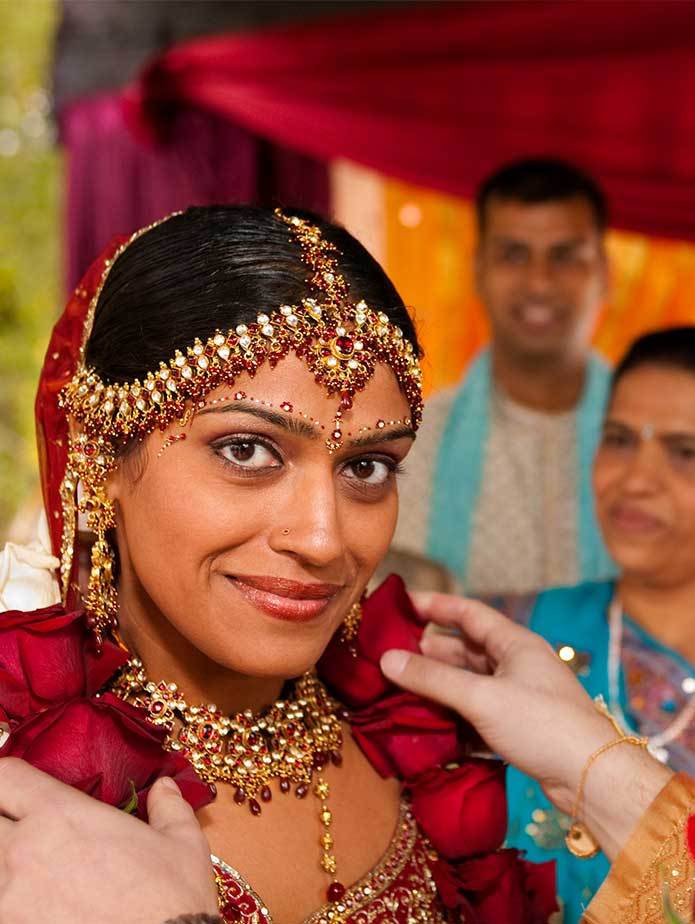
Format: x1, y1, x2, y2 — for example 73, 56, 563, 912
282, 528, 290, 536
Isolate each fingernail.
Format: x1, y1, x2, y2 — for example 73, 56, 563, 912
159, 776, 180, 793
380, 649, 410, 677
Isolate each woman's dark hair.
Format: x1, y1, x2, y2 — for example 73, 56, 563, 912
612, 326, 695, 392
85, 205, 421, 382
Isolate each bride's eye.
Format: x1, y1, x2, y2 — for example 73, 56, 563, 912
215, 436, 281, 471
343, 457, 398, 487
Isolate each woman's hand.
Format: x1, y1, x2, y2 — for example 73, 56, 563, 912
381, 592, 672, 859
0, 758, 220, 924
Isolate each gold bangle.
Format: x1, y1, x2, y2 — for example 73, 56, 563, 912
565, 697, 648, 859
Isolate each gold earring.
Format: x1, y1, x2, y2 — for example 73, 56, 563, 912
341, 599, 363, 644
68, 435, 119, 652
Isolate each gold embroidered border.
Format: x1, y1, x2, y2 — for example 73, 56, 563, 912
583, 772, 695, 923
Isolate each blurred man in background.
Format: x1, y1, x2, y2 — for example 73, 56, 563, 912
393, 157, 615, 595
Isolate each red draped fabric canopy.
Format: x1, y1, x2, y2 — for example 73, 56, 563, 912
124, 0, 695, 241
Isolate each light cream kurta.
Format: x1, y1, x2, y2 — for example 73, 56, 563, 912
394, 387, 580, 595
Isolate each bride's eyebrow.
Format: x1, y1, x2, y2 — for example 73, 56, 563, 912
346, 425, 416, 448
197, 402, 318, 439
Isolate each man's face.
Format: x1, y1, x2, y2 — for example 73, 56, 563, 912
475, 196, 607, 362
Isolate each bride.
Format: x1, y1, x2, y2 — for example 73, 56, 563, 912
1, 206, 555, 924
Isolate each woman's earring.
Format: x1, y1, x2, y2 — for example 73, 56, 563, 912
68, 436, 119, 652
341, 598, 363, 645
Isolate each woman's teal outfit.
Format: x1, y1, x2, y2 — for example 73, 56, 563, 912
505, 581, 695, 924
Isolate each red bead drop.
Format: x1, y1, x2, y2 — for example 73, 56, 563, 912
327, 882, 346, 903
234, 788, 246, 805
295, 784, 309, 799
313, 751, 328, 769
261, 786, 272, 802
249, 799, 262, 816
280, 779, 291, 794
330, 750, 343, 767
335, 336, 354, 355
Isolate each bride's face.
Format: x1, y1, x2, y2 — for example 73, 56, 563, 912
108, 354, 415, 678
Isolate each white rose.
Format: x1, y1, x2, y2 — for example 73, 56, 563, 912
0, 512, 60, 612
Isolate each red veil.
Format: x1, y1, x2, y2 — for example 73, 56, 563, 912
34, 237, 128, 609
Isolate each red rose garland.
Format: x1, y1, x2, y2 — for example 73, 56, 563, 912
0, 583, 557, 922
319, 575, 558, 924
0, 605, 213, 819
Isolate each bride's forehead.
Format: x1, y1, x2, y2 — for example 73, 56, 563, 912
202, 355, 408, 416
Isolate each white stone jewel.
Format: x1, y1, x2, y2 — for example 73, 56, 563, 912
239, 335, 252, 349
286, 315, 298, 327
175, 354, 187, 367
166, 379, 177, 392
280, 305, 293, 315
336, 326, 347, 337
257, 313, 270, 325
159, 368, 169, 380
197, 356, 209, 369
145, 380, 156, 391
354, 341, 364, 351
136, 398, 146, 411
217, 345, 231, 360
262, 324, 274, 337
236, 324, 248, 336
103, 400, 113, 414
213, 333, 226, 346
181, 366, 193, 379
193, 343, 204, 355
326, 357, 338, 368
348, 359, 359, 370
683, 677, 695, 694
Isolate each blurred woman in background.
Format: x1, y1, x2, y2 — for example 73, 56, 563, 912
506, 327, 695, 921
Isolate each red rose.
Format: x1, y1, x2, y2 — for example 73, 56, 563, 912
409, 759, 508, 858
433, 851, 557, 924
0, 606, 126, 720
350, 690, 465, 780
319, 575, 424, 708
0, 692, 212, 819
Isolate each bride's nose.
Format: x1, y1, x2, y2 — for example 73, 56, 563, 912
268, 467, 345, 568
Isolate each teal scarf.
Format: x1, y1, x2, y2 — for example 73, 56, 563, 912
426, 349, 615, 584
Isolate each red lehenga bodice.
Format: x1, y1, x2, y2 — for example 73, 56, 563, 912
213, 802, 450, 924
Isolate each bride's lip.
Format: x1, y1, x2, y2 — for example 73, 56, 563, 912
226, 574, 342, 622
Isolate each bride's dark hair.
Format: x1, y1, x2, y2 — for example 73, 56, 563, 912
85, 205, 421, 382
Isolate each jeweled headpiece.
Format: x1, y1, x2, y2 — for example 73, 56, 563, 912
62, 210, 422, 442
56, 209, 423, 648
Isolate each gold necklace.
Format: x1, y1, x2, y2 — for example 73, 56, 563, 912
111, 661, 348, 903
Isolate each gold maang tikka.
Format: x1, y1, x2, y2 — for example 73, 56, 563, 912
59, 209, 423, 646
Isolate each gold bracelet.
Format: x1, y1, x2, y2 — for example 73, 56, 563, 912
565, 696, 648, 859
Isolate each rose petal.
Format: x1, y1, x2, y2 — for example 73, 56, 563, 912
410, 760, 508, 857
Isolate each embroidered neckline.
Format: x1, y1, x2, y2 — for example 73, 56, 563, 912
212, 801, 439, 924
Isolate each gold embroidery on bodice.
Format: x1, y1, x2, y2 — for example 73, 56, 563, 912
213, 802, 450, 924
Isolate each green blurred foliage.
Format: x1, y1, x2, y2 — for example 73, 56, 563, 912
0, 0, 61, 540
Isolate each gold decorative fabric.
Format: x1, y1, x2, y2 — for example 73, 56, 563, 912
583, 773, 695, 923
